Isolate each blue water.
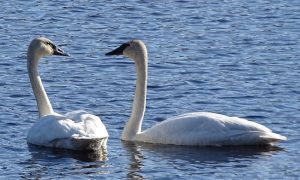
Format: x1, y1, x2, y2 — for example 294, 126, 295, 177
0, 0, 299, 179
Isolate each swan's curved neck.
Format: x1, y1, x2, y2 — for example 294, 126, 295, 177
122, 53, 148, 140
27, 52, 54, 118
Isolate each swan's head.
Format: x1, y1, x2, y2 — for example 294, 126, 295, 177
28, 37, 69, 59
105, 40, 147, 62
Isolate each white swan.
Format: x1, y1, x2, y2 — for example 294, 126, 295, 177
105, 40, 286, 146
27, 37, 108, 151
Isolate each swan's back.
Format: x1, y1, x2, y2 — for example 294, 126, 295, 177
27, 110, 108, 151
137, 112, 286, 146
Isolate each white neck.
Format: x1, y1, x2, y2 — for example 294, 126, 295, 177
27, 52, 54, 118
121, 53, 148, 140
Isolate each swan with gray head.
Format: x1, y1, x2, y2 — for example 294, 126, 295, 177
27, 37, 108, 151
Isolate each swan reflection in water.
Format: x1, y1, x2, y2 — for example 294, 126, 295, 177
122, 141, 284, 178
122, 142, 145, 179
19, 144, 108, 179
27, 144, 108, 162
21, 142, 283, 179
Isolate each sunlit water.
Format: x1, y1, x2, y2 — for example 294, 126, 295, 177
0, 1, 299, 179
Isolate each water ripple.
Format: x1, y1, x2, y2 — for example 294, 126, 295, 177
0, 0, 299, 179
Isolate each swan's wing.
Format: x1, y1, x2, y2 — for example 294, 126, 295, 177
27, 111, 108, 150
139, 112, 286, 146
64, 110, 95, 122
64, 110, 109, 138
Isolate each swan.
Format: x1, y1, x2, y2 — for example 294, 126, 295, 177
27, 37, 108, 151
105, 40, 287, 146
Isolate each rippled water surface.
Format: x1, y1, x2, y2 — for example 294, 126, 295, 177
0, 0, 299, 179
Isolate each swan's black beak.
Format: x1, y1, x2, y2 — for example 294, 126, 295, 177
105, 43, 130, 56
53, 46, 70, 56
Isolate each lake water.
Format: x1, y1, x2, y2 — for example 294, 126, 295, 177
0, 0, 299, 179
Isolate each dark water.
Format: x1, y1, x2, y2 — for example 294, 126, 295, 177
0, 0, 299, 179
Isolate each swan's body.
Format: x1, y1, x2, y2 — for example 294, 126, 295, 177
106, 40, 286, 146
27, 37, 108, 151
27, 110, 108, 150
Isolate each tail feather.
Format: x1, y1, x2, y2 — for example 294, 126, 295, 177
224, 131, 287, 146
260, 132, 287, 143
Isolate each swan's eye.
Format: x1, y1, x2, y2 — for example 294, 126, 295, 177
45, 42, 56, 50
45, 41, 52, 46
